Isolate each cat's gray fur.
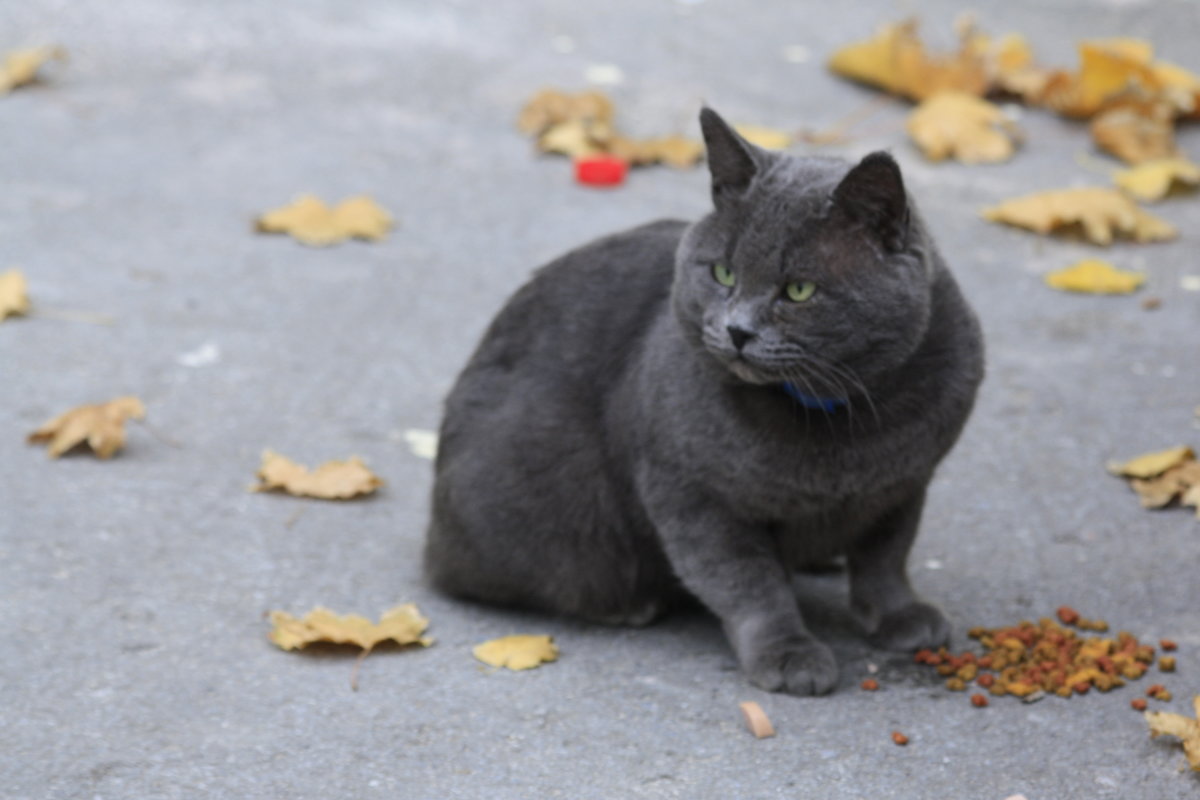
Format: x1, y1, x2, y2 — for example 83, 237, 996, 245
424, 108, 984, 695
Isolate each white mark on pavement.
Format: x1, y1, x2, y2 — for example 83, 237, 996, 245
176, 342, 220, 368
403, 429, 439, 460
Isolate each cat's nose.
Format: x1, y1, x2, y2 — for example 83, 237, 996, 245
726, 325, 756, 351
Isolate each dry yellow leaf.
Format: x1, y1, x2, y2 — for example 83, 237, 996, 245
0, 269, 30, 320
986, 34, 1051, 100
519, 88, 702, 171
0, 46, 65, 94
517, 88, 614, 136
1114, 157, 1200, 201
251, 450, 384, 500
27, 396, 146, 459
906, 91, 1020, 164
255, 194, 393, 246
620, 135, 705, 169
1091, 99, 1178, 164
1043, 260, 1145, 294
1108, 445, 1195, 479
269, 603, 432, 652
981, 187, 1177, 245
734, 124, 793, 151
827, 19, 989, 102
1152, 60, 1200, 118
1130, 462, 1200, 510
1184, 482, 1200, 518
537, 119, 610, 158
1038, 39, 1161, 119
1145, 695, 1200, 771
472, 634, 559, 671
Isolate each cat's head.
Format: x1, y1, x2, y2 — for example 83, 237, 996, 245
673, 107, 934, 400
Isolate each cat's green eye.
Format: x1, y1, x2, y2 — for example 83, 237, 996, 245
785, 281, 817, 303
712, 263, 736, 287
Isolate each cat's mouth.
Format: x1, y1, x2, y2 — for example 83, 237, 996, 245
725, 355, 774, 385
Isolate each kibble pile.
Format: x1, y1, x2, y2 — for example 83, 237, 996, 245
911, 607, 1178, 707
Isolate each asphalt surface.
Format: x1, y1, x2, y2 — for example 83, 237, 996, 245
2, 1, 1199, 798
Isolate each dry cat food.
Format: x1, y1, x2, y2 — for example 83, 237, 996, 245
915, 610, 1178, 704
891, 731, 909, 746
738, 701, 775, 739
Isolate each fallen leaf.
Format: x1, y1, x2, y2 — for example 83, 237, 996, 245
1037, 39, 1162, 119
0, 45, 65, 94
1091, 99, 1178, 164
1, 269, 30, 320
1184, 483, 1200, 518
1107, 445, 1195, 479
268, 603, 432, 651
1043, 260, 1145, 294
27, 396, 146, 459
472, 634, 559, 671
1114, 157, 1200, 201
254, 194, 393, 246
517, 88, 614, 136
1145, 695, 1200, 771
1130, 462, 1200, 510
251, 450, 384, 500
1152, 60, 1200, 118
536, 118, 611, 159
734, 124, 793, 151
519, 88, 702, 171
609, 134, 704, 169
981, 187, 1176, 245
906, 91, 1020, 164
1109, 447, 1200, 516
827, 19, 989, 101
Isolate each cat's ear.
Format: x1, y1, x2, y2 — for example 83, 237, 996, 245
831, 152, 909, 252
699, 107, 760, 207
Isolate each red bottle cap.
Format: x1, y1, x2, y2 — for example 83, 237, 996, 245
575, 155, 628, 186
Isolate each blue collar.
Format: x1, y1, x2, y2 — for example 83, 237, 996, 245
781, 382, 846, 412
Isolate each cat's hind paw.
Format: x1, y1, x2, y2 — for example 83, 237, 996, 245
867, 602, 950, 652
743, 638, 839, 697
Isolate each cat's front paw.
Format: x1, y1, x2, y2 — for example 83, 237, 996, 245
868, 602, 950, 652
743, 638, 839, 696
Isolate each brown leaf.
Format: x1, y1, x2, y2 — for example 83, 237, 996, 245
255, 195, 393, 247
268, 604, 432, 652
27, 396, 146, 459
251, 450, 384, 500
981, 187, 1176, 245
517, 88, 614, 136
519, 88, 702, 170
472, 634, 559, 670
906, 91, 1020, 164
0, 269, 30, 320
0, 46, 66, 94
1091, 99, 1178, 164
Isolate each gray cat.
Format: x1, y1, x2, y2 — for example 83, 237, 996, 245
424, 108, 984, 695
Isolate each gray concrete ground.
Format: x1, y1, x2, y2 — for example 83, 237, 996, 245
2, 1, 1199, 798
